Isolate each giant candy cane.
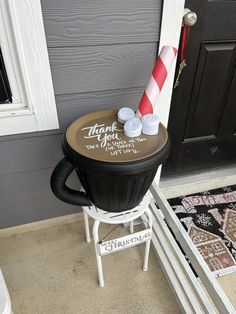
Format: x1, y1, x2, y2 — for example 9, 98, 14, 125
137, 46, 177, 117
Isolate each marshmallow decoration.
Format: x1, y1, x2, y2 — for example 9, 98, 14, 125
118, 107, 135, 124
124, 117, 142, 138
137, 46, 178, 117
141, 114, 160, 136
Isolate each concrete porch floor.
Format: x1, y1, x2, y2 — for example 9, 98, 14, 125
0, 213, 180, 314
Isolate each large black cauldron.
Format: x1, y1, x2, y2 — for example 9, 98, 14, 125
50, 109, 169, 212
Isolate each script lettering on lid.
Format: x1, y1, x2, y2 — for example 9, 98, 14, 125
81, 120, 147, 157
82, 121, 122, 148
67, 110, 166, 163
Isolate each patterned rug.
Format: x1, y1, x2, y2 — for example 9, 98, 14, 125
168, 185, 236, 277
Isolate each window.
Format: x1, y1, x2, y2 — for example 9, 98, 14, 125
0, 0, 59, 136
0, 48, 12, 104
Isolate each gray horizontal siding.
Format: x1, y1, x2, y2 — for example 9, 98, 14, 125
0, 1, 162, 228
56, 86, 144, 130
49, 43, 157, 95
0, 134, 62, 176
0, 168, 80, 228
0, 87, 144, 175
41, 0, 162, 47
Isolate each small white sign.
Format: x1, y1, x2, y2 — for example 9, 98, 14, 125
98, 229, 152, 256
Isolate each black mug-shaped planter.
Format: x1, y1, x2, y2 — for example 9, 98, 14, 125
50, 110, 170, 212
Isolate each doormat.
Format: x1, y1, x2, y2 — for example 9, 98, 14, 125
168, 185, 236, 277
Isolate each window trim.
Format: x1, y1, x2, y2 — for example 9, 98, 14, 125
0, 0, 59, 136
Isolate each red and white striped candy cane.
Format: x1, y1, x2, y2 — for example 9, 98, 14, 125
137, 46, 177, 117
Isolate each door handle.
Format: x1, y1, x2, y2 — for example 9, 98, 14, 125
183, 8, 197, 26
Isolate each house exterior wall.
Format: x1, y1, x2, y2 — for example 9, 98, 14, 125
0, 0, 162, 228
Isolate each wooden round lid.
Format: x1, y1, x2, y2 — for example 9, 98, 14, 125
65, 109, 168, 163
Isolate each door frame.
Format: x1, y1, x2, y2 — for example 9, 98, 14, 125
154, 0, 184, 184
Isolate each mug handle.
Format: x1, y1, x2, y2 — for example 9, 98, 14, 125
50, 158, 92, 206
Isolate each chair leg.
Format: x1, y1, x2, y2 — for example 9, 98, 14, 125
143, 207, 153, 271
129, 220, 134, 234
93, 220, 104, 287
83, 210, 91, 243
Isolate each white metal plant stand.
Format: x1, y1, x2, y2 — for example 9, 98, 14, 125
82, 194, 152, 287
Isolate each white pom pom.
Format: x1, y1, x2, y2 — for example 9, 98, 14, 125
141, 114, 160, 135
118, 107, 135, 124
124, 117, 142, 138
